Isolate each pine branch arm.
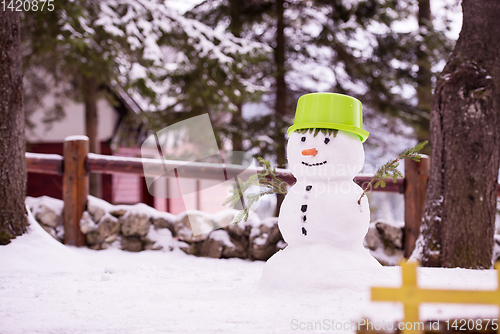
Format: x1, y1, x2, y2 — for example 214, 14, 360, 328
357, 141, 427, 205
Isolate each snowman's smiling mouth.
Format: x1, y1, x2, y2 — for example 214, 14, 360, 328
301, 161, 327, 167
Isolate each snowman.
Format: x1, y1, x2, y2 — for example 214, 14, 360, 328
260, 93, 382, 291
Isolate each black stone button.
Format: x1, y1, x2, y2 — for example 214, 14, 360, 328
302, 215, 307, 222
306, 185, 312, 191
302, 227, 307, 236
301, 205, 307, 212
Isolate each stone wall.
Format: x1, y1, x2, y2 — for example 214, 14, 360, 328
28, 196, 499, 266
364, 220, 405, 266
26, 196, 287, 261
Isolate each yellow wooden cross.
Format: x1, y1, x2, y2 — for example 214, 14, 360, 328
371, 261, 500, 334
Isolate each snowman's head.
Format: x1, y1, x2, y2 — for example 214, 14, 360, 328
287, 128, 364, 180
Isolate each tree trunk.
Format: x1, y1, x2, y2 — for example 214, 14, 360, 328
274, 0, 288, 216
82, 76, 101, 198
228, 0, 244, 164
416, 0, 432, 154
230, 103, 244, 158
228, 0, 243, 38
0, 9, 28, 244
415, 0, 500, 268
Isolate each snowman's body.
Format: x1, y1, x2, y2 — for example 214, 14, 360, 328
279, 179, 369, 247
260, 130, 382, 290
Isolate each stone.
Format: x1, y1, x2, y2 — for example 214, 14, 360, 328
200, 236, 224, 258
143, 239, 163, 251
100, 240, 116, 250
383, 245, 404, 258
40, 225, 57, 239
198, 230, 248, 259
175, 212, 212, 243
363, 222, 405, 266
375, 221, 403, 249
178, 241, 202, 256
222, 234, 248, 259
250, 235, 277, 261
378, 247, 405, 266
89, 244, 102, 251
86, 216, 120, 245
86, 231, 102, 245
226, 220, 251, 239
85, 215, 120, 245
256, 218, 282, 243
120, 213, 150, 237
120, 236, 143, 252
249, 218, 283, 261
35, 204, 61, 228
79, 211, 97, 234
104, 234, 118, 243
143, 226, 174, 251
364, 225, 381, 251
54, 225, 65, 242
98, 216, 120, 238
152, 216, 176, 235
88, 205, 105, 224
110, 209, 128, 218
223, 220, 249, 256
276, 240, 287, 250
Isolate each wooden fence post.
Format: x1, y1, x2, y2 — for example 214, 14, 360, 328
404, 155, 430, 257
63, 136, 89, 246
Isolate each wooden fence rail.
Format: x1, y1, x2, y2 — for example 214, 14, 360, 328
371, 261, 500, 334
26, 138, 500, 251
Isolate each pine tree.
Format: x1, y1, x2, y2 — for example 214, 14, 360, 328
415, 0, 433, 153
22, 0, 269, 194
190, 0, 452, 215
189, 0, 453, 156
0, 9, 28, 244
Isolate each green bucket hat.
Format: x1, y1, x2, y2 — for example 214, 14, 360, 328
287, 93, 369, 142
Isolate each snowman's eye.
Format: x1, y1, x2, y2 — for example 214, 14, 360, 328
324, 138, 330, 144
301, 137, 306, 142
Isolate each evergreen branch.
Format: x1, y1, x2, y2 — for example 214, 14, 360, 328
224, 157, 288, 225
357, 141, 428, 205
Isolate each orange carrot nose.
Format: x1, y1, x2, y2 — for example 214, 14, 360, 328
302, 148, 318, 156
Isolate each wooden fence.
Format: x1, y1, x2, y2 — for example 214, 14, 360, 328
26, 138, 500, 254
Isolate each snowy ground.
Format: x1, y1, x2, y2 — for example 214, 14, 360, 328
1, 212, 498, 334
